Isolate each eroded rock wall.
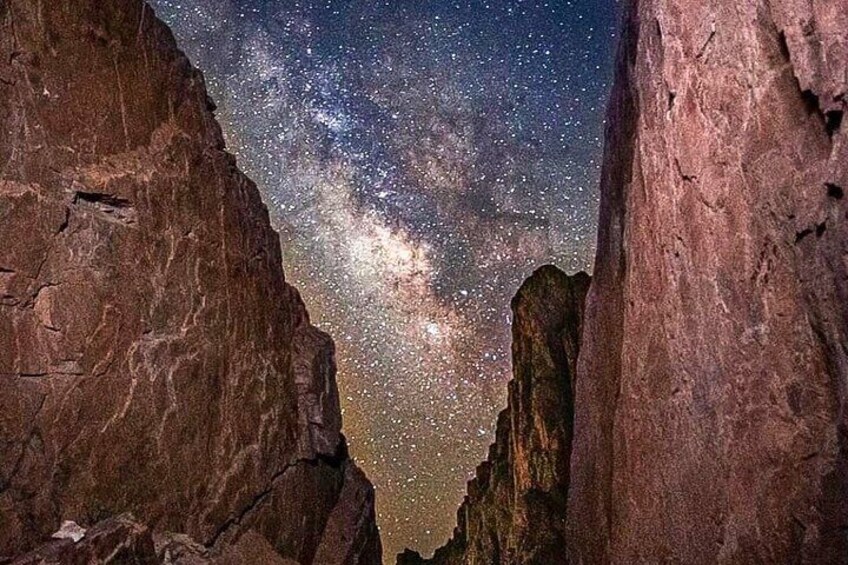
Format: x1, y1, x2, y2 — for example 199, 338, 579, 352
567, 0, 848, 563
0, 2, 380, 563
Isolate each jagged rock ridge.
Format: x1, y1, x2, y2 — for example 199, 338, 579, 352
0, 1, 380, 563
398, 267, 590, 565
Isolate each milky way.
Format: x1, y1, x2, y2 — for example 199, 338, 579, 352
148, 0, 619, 558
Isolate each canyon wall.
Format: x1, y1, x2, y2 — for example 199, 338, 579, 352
0, 1, 380, 563
567, 0, 848, 563
403, 0, 847, 563
398, 267, 590, 565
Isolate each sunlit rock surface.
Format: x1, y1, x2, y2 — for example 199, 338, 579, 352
0, 1, 380, 563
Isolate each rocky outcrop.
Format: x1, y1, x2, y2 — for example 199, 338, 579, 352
398, 267, 590, 565
0, 1, 380, 564
567, 0, 848, 563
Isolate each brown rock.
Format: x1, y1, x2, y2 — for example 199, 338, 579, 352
567, 0, 848, 563
11, 514, 158, 565
313, 464, 383, 565
156, 530, 300, 565
0, 1, 380, 564
11, 517, 302, 565
399, 267, 589, 565
214, 532, 301, 565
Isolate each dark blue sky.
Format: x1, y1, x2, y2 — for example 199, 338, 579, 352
150, 0, 620, 557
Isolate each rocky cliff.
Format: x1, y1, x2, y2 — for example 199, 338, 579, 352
0, 1, 380, 563
398, 267, 590, 565
403, 0, 847, 563
568, 0, 848, 563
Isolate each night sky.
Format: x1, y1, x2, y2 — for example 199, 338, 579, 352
149, 0, 619, 558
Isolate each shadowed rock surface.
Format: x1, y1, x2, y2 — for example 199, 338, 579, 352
10, 515, 158, 565
0, 1, 380, 563
567, 0, 848, 563
398, 267, 590, 565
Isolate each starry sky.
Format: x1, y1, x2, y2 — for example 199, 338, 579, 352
149, 0, 619, 559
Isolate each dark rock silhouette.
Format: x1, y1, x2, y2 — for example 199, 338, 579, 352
398, 267, 590, 565
0, 1, 380, 563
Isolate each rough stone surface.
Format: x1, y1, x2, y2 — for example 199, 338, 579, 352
8, 515, 302, 565
154, 528, 301, 565
0, 1, 380, 564
312, 464, 383, 565
399, 267, 590, 565
10, 514, 158, 565
567, 0, 848, 563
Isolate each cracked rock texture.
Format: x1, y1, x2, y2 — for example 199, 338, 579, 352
568, 0, 848, 563
0, 1, 380, 563
398, 267, 589, 565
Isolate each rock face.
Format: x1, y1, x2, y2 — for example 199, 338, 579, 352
0, 1, 380, 564
567, 0, 848, 563
11, 514, 158, 565
398, 267, 590, 565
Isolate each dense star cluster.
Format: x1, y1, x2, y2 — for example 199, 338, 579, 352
149, 0, 618, 558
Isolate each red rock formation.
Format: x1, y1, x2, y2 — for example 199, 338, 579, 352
567, 0, 848, 563
0, 1, 380, 563
398, 267, 590, 565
